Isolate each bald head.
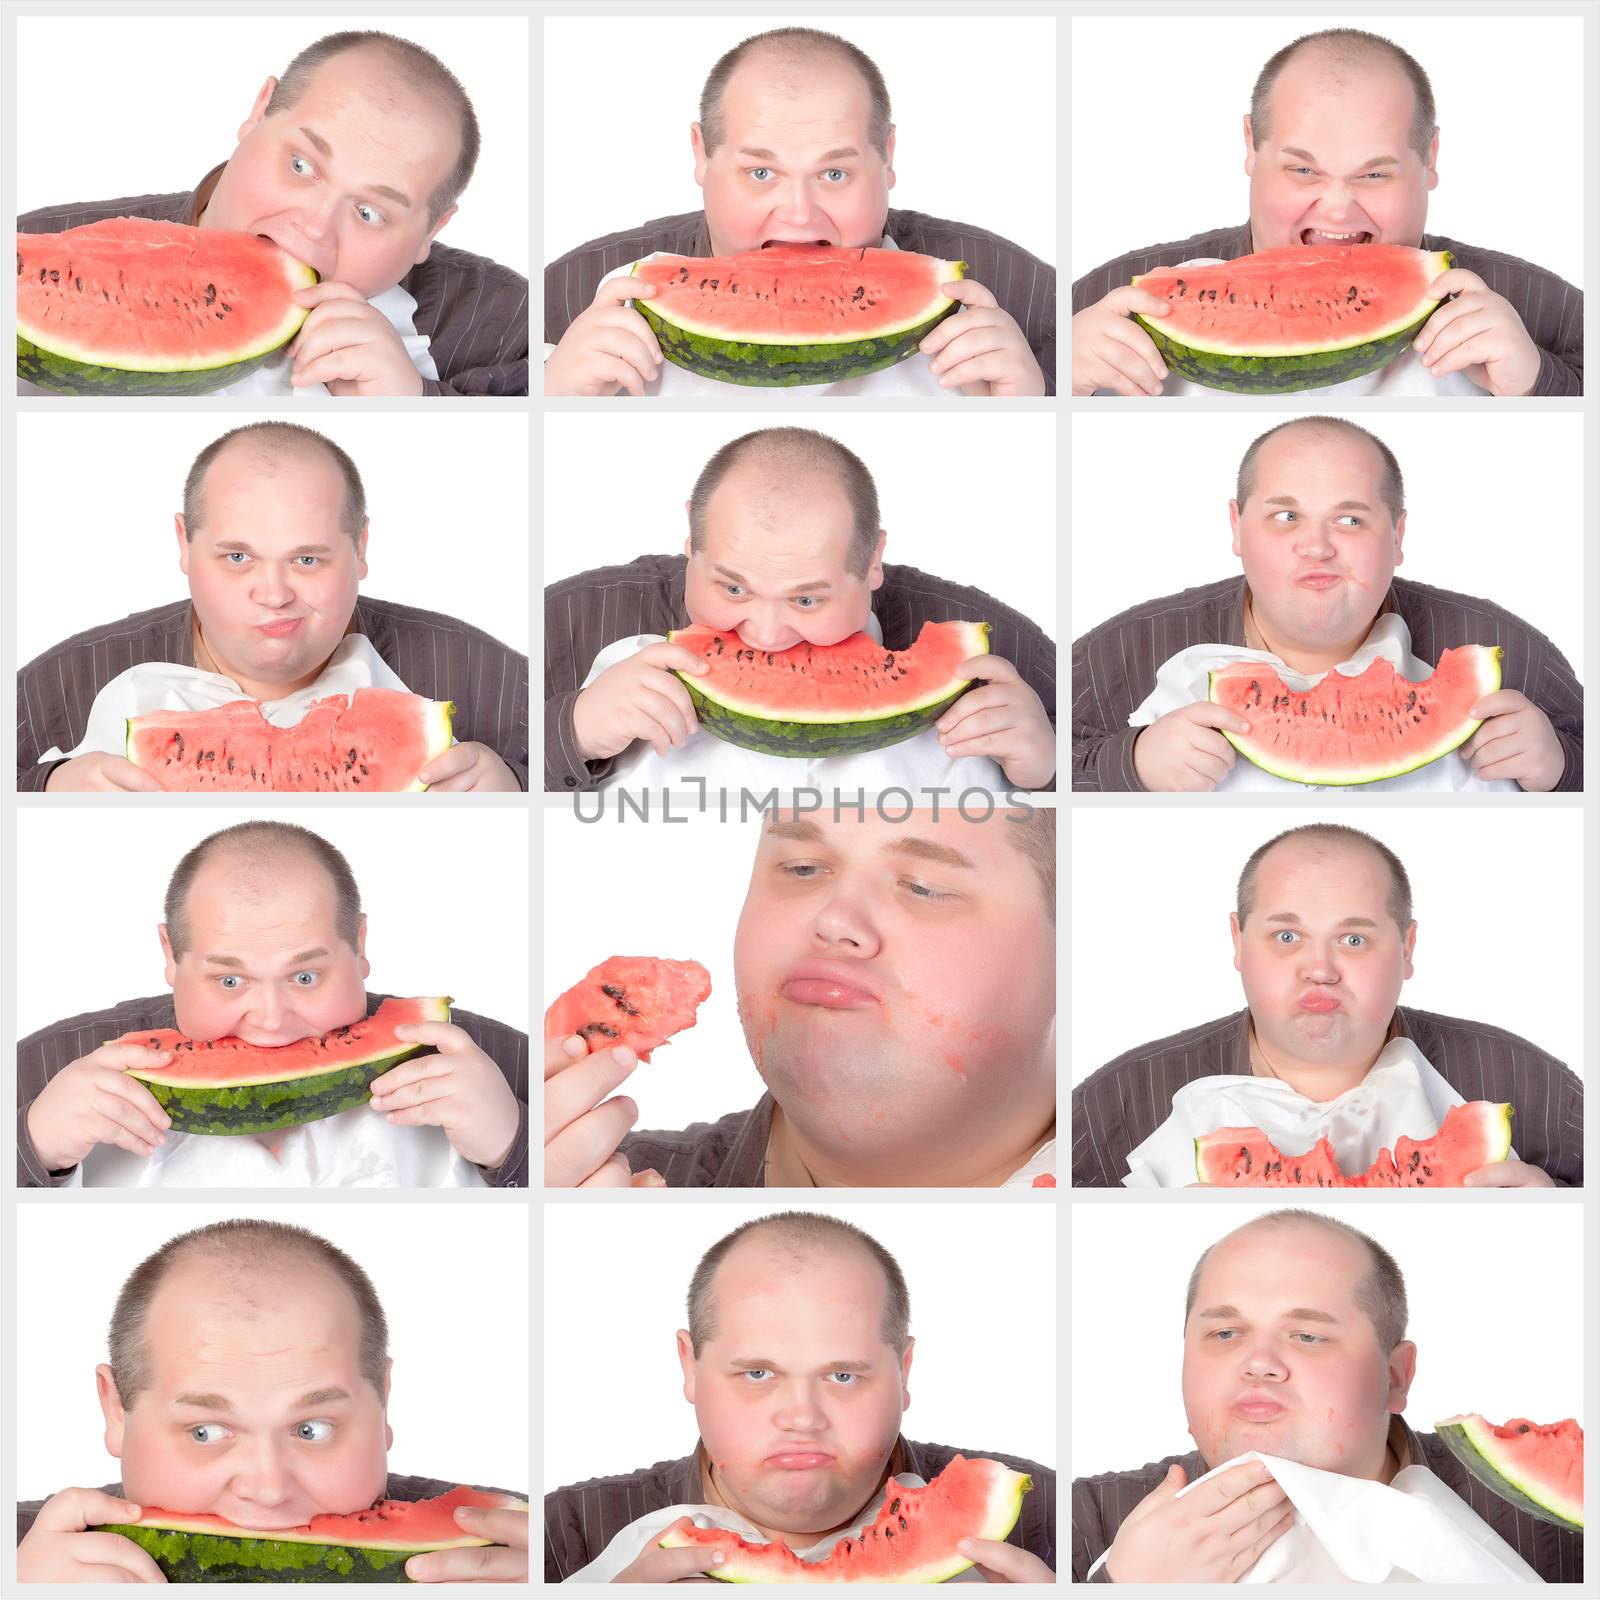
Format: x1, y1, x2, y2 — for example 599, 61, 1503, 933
1237, 824, 1412, 932
1235, 416, 1405, 525
183, 422, 367, 545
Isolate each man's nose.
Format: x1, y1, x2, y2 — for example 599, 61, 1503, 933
251, 564, 295, 605
773, 178, 816, 225
771, 1381, 827, 1432
229, 1441, 292, 1507
810, 888, 880, 959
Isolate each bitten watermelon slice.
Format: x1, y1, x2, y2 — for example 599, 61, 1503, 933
631, 246, 964, 386
659, 1455, 1032, 1584
17, 218, 317, 396
1209, 646, 1502, 785
545, 957, 711, 1061
668, 620, 989, 759
126, 688, 455, 792
116, 996, 451, 1137
1194, 1101, 1513, 1188
1131, 244, 1452, 393
1435, 1415, 1583, 1532
99, 1484, 529, 1582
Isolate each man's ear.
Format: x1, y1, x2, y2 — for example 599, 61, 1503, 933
1386, 1340, 1418, 1411
175, 514, 192, 576
1242, 114, 1257, 177
690, 123, 710, 188
1401, 919, 1417, 981
96, 1364, 128, 1458
412, 205, 457, 268
239, 76, 278, 145
1424, 129, 1440, 192
159, 923, 179, 989
884, 126, 897, 192
356, 914, 370, 981
1230, 911, 1244, 974
1229, 500, 1243, 558
899, 1336, 915, 1410
1392, 508, 1406, 571
356, 522, 371, 582
867, 529, 887, 593
676, 1330, 697, 1404
382, 1358, 394, 1450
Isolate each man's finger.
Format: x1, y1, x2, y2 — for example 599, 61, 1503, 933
940, 707, 1018, 744
373, 1075, 454, 1114
580, 1151, 636, 1188
292, 350, 366, 388
416, 742, 473, 784
545, 1050, 638, 1144
370, 1058, 455, 1100
101, 1072, 174, 1130
1194, 1459, 1276, 1515
636, 641, 715, 676
104, 758, 165, 792
634, 686, 696, 748
94, 1088, 168, 1147
936, 684, 1011, 730
545, 1095, 640, 1186
596, 273, 653, 306
69, 1531, 170, 1583
1103, 284, 1173, 318
1426, 266, 1487, 300
406, 1542, 525, 1582
34, 1491, 142, 1532
586, 324, 662, 379
1101, 315, 1170, 385
544, 1033, 589, 1079
1424, 326, 1497, 381
1418, 306, 1495, 365
941, 276, 998, 309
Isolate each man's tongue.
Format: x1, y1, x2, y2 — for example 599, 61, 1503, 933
1301, 226, 1375, 246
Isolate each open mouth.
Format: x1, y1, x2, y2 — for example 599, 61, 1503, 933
761, 238, 834, 249
1300, 227, 1375, 246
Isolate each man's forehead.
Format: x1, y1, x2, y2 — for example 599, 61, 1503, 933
1252, 431, 1384, 491
762, 814, 986, 866
1262, 52, 1417, 147
1198, 1223, 1365, 1298
286, 51, 456, 173
719, 52, 874, 140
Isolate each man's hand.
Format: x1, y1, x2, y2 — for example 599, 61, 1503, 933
1132, 702, 1250, 791
25, 1044, 174, 1172
419, 742, 521, 793
613, 1519, 726, 1581
44, 752, 164, 792
1461, 690, 1566, 791
545, 277, 664, 397
370, 1022, 519, 1169
545, 1034, 644, 1186
1414, 268, 1542, 397
956, 1536, 1054, 1582
572, 642, 711, 762
17, 1489, 167, 1583
289, 283, 424, 396
1106, 1459, 1292, 1583
1071, 285, 1172, 396
1464, 1159, 1556, 1188
919, 280, 1045, 396
935, 657, 1054, 787
406, 1504, 528, 1583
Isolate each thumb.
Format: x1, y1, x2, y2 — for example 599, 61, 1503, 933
1161, 1462, 1188, 1492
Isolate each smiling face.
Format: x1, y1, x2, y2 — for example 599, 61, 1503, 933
678, 1235, 911, 1542
1182, 1218, 1414, 1480
734, 812, 1056, 1183
1231, 837, 1414, 1078
178, 442, 368, 701
693, 47, 895, 256
162, 845, 369, 1045
100, 1252, 390, 1525
1230, 425, 1404, 666
200, 46, 459, 295
1245, 48, 1436, 250
683, 455, 882, 651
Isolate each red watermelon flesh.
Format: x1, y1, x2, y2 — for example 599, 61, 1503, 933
1435, 1416, 1583, 1531
126, 688, 454, 791
659, 1455, 1033, 1584
1209, 646, 1502, 786
545, 956, 711, 1061
1195, 1101, 1513, 1188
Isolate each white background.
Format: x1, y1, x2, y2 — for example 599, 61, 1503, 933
544, 413, 1057, 635
1071, 1200, 1583, 1476
14, 413, 529, 664
544, 14, 1056, 263
17, 14, 529, 274
17, 1201, 528, 1496
545, 1199, 1055, 1486
1070, 808, 1583, 1080
16, 808, 529, 1039
1069, 411, 1585, 676
1071, 15, 1584, 285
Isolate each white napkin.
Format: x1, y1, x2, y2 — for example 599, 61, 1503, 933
1004, 1137, 1057, 1188
41, 635, 413, 764
1123, 1037, 1518, 1188
71, 1098, 487, 1189
581, 612, 1007, 793
1129, 611, 1514, 793
1128, 256, 1484, 399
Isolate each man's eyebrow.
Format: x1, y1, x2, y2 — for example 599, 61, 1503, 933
202, 947, 332, 968
1195, 1305, 1241, 1320
734, 146, 861, 164
296, 126, 412, 208
883, 836, 975, 871
172, 1386, 353, 1412
213, 541, 337, 556
1194, 1305, 1341, 1323
1263, 913, 1379, 928
727, 1358, 874, 1372
765, 819, 825, 844
713, 564, 833, 595
1279, 146, 1399, 170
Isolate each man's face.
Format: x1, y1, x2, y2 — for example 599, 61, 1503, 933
1229, 428, 1404, 655
692, 52, 895, 255
1231, 840, 1415, 1073
735, 813, 1055, 1177
1182, 1220, 1414, 1479
177, 446, 367, 696
161, 849, 369, 1045
678, 1238, 911, 1538
1245, 54, 1437, 250
683, 461, 882, 651
201, 49, 458, 296
100, 1257, 391, 1524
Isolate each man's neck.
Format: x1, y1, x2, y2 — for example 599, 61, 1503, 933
1242, 586, 1378, 677
697, 1442, 900, 1549
1247, 1014, 1400, 1102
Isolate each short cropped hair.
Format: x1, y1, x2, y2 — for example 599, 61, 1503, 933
689, 427, 881, 578
1236, 823, 1413, 931
1185, 1209, 1409, 1354
164, 821, 363, 959
1251, 29, 1437, 163
687, 1212, 911, 1357
700, 27, 892, 157
1008, 808, 1056, 923
1235, 416, 1405, 525
183, 422, 368, 545
108, 1219, 389, 1408
265, 30, 481, 225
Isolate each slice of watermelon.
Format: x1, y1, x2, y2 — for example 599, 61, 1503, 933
1209, 646, 1502, 786
1435, 1415, 1583, 1531
545, 957, 711, 1061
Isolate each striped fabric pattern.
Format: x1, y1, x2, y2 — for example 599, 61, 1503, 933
1070, 222, 1583, 396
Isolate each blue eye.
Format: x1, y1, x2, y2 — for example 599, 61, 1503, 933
1340, 934, 1367, 948
822, 169, 847, 183
742, 1369, 772, 1382
190, 1423, 230, 1444
225, 551, 251, 565
1273, 930, 1297, 945
723, 584, 745, 598
749, 168, 772, 182
290, 153, 315, 178
355, 203, 384, 227
830, 1372, 859, 1385
296, 1419, 335, 1442
793, 596, 818, 609
292, 970, 318, 986
217, 974, 243, 990
780, 862, 823, 880
294, 555, 322, 568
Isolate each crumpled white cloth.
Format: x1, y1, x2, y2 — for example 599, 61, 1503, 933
1085, 1451, 1540, 1583
41, 635, 414, 764
1123, 1036, 1519, 1188
1004, 1137, 1057, 1188
1129, 611, 1514, 793
581, 611, 1006, 793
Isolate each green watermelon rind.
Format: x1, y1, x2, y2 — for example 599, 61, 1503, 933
100, 1525, 425, 1582
632, 258, 964, 388
1209, 645, 1502, 787
1435, 1416, 1584, 1532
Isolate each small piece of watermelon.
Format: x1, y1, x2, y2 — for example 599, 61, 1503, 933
1435, 1415, 1583, 1531
545, 957, 711, 1061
